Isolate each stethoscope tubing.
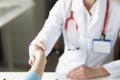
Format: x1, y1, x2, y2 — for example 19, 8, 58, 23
64, 0, 109, 51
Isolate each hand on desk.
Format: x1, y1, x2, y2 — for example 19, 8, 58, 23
66, 65, 109, 79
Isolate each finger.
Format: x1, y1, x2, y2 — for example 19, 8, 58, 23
28, 55, 36, 65
67, 65, 91, 79
69, 73, 84, 79
70, 74, 88, 79
67, 65, 88, 79
32, 55, 36, 64
28, 59, 33, 66
67, 71, 86, 79
37, 41, 47, 51
67, 68, 82, 78
68, 65, 83, 74
28, 46, 33, 65
28, 56, 34, 66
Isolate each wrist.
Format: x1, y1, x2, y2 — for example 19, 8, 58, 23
30, 41, 46, 51
36, 54, 47, 66
94, 66, 110, 77
30, 43, 44, 51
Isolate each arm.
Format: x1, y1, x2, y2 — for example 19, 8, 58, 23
67, 60, 120, 79
24, 44, 47, 80
103, 60, 120, 78
28, 0, 63, 66
66, 65, 109, 79
31, 0, 63, 56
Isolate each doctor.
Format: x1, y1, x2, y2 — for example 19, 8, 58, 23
29, 0, 120, 79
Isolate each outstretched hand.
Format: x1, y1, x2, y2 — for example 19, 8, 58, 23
28, 43, 47, 77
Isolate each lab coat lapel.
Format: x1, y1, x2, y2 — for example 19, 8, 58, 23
71, 0, 87, 34
88, 0, 108, 35
71, 0, 84, 12
70, 0, 108, 36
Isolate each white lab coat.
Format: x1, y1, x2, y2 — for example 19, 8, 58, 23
32, 0, 120, 78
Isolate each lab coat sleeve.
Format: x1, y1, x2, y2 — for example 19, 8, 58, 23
103, 60, 120, 78
31, 0, 63, 56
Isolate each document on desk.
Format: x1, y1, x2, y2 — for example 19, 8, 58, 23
0, 72, 120, 80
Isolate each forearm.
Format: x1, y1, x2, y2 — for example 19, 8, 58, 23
103, 60, 120, 78
29, 53, 47, 77
29, 62, 46, 78
29, 64, 45, 77
24, 72, 40, 80
94, 66, 110, 77
29, 44, 47, 78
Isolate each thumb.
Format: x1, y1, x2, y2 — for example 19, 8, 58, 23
28, 55, 36, 66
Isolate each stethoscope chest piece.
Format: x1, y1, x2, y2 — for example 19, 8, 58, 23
65, 10, 80, 51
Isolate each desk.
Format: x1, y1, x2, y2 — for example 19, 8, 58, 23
0, 72, 120, 80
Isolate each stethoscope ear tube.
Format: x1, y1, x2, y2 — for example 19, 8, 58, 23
65, 10, 80, 51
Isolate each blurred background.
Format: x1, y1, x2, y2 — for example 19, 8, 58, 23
0, 0, 120, 72
0, 0, 63, 72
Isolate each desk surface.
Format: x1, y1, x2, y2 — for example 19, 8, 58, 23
0, 72, 119, 80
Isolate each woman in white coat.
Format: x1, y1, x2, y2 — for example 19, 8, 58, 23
29, 0, 120, 79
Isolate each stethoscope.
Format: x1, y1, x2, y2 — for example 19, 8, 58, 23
64, 0, 109, 51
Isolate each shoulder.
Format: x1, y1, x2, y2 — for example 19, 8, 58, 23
109, 0, 120, 13
55, 0, 73, 14
109, 0, 120, 26
110, 0, 120, 8
58, 0, 72, 8
52, 0, 72, 11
